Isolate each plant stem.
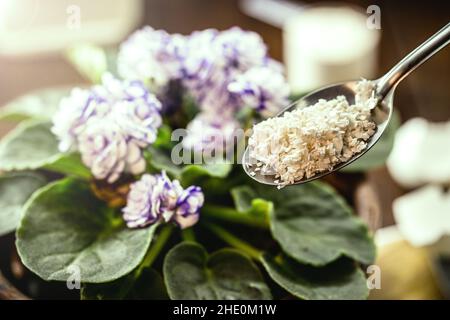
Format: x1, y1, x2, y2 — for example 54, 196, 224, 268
138, 224, 173, 274
202, 204, 269, 229
181, 228, 197, 242
202, 221, 263, 260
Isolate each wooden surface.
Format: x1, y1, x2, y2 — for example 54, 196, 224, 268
0, 271, 29, 300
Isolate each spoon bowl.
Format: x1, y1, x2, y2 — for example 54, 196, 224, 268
242, 80, 393, 185
243, 22, 449, 186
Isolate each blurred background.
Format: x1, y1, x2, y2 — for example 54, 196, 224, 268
0, 0, 449, 299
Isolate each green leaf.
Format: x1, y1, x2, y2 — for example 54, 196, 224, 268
0, 87, 71, 122
16, 178, 157, 283
66, 44, 107, 84
343, 111, 401, 172
81, 267, 168, 300
0, 172, 46, 236
261, 253, 369, 300
104, 49, 119, 78
222, 185, 272, 226
0, 121, 60, 170
243, 199, 272, 221
144, 146, 182, 178
231, 186, 258, 212
46, 153, 91, 179
0, 121, 90, 178
144, 126, 180, 177
163, 242, 272, 300
258, 182, 375, 266
182, 95, 200, 122
153, 124, 174, 150
231, 185, 272, 219
181, 163, 232, 187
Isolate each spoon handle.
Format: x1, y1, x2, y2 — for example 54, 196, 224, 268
377, 22, 450, 99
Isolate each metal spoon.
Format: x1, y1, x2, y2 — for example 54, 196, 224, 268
243, 22, 450, 186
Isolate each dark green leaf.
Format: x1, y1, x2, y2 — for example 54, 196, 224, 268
258, 182, 375, 266
228, 185, 272, 225
231, 186, 258, 212
145, 146, 182, 178
261, 252, 368, 300
163, 242, 272, 300
182, 95, 200, 122
343, 111, 401, 172
81, 267, 168, 300
0, 121, 90, 178
181, 163, 232, 187
0, 172, 46, 236
243, 199, 272, 221
0, 87, 71, 122
16, 178, 157, 283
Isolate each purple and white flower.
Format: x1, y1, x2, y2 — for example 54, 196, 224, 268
116, 25, 289, 122
118, 26, 187, 92
178, 27, 289, 155
111, 82, 162, 145
182, 112, 241, 152
228, 65, 290, 117
181, 29, 226, 110
212, 27, 267, 72
52, 74, 162, 182
51, 88, 109, 152
174, 186, 203, 229
181, 27, 289, 120
122, 174, 161, 228
182, 28, 267, 110
181, 28, 219, 85
78, 119, 145, 183
123, 171, 204, 229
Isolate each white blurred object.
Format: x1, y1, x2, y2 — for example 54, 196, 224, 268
0, 0, 143, 56
239, 0, 303, 28
374, 225, 404, 247
393, 185, 450, 247
387, 118, 450, 187
283, 5, 380, 93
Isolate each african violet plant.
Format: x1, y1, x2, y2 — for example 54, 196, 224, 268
0, 26, 396, 300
